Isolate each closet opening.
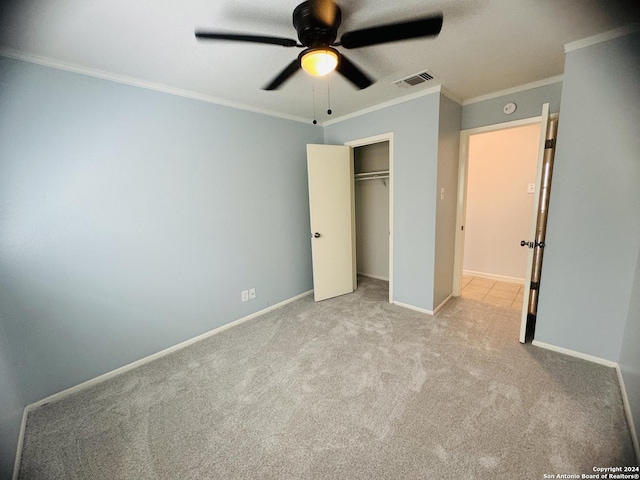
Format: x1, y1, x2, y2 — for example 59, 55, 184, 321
346, 134, 393, 303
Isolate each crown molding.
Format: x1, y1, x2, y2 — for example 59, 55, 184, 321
565, 23, 640, 53
0, 48, 313, 125
440, 87, 463, 106
322, 84, 441, 127
462, 76, 564, 106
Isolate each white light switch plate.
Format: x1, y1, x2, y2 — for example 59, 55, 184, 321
527, 183, 535, 194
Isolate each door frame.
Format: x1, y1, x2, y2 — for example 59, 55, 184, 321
345, 132, 394, 304
452, 116, 543, 297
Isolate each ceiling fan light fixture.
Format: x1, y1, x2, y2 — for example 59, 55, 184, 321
300, 48, 339, 77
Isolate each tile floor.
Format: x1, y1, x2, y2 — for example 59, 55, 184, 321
461, 275, 524, 311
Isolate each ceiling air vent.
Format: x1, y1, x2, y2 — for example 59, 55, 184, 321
392, 70, 436, 88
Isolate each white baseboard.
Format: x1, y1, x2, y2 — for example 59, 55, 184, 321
393, 300, 434, 316
531, 341, 617, 367
616, 366, 640, 465
12, 289, 313, 479
11, 408, 29, 480
433, 294, 453, 315
532, 340, 639, 464
463, 270, 524, 285
393, 294, 452, 316
29, 289, 313, 411
357, 272, 389, 282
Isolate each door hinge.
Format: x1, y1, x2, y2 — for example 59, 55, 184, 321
545, 139, 555, 149
530, 281, 540, 290
461, 225, 464, 231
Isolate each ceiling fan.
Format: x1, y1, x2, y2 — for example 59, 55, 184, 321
195, 0, 443, 90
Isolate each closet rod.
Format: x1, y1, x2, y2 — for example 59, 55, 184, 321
354, 171, 389, 181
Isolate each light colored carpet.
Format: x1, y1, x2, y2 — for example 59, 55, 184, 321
18, 277, 636, 479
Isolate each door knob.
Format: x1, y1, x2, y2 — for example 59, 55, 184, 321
521, 240, 545, 248
313, 232, 321, 238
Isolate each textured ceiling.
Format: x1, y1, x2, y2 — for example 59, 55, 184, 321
1, 0, 638, 123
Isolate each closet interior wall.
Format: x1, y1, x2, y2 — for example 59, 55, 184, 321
354, 142, 390, 282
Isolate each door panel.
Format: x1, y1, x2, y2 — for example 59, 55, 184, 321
519, 104, 550, 343
307, 144, 356, 302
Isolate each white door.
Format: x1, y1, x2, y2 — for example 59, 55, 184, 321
519, 103, 550, 343
307, 144, 356, 302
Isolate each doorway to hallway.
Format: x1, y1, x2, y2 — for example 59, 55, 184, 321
453, 104, 559, 343
461, 123, 541, 286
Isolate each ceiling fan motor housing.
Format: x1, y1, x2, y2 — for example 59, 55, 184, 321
293, 1, 342, 48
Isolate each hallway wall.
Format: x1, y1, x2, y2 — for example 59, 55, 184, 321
463, 124, 540, 281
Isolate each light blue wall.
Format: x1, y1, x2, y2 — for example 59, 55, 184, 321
0, 55, 322, 412
535, 32, 640, 361
462, 82, 562, 130
324, 94, 441, 311
433, 95, 462, 307
2, 31, 637, 477
0, 319, 23, 480
620, 244, 640, 448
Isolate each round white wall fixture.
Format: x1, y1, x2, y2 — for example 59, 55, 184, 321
503, 102, 517, 115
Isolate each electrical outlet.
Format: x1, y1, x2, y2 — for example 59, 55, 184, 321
241, 290, 249, 302
249, 288, 256, 300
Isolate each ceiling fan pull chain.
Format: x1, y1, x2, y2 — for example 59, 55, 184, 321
312, 81, 318, 125
327, 77, 332, 115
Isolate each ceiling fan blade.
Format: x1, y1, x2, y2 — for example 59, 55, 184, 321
340, 14, 443, 49
310, 0, 339, 27
263, 59, 301, 90
335, 54, 374, 90
195, 31, 297, 47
